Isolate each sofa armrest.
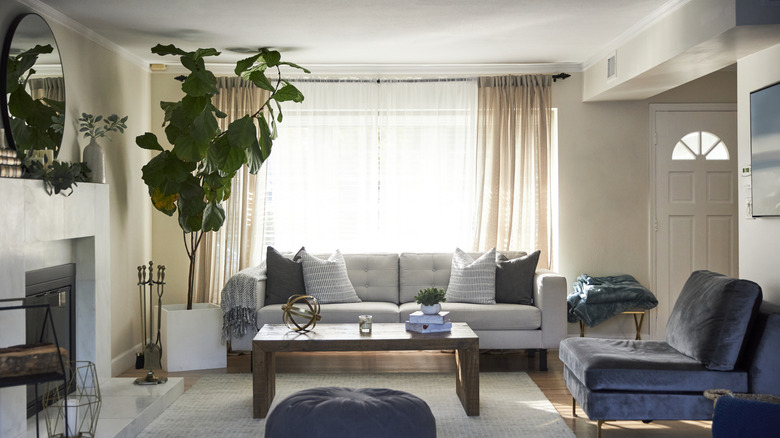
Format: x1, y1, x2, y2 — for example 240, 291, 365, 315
534, 268, 568, 349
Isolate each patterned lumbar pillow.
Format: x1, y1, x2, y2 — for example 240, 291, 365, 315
300, 249, 361, 304
444, 247, 497, 304
265, 246, 306, 305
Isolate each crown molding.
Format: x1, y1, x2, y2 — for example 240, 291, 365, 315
154, 62, 583, 77
582, 0, 692, 70
18, 0, 149, 70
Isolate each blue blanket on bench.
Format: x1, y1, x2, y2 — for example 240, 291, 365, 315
567, 274, 658, 327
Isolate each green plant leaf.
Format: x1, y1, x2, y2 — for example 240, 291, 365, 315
172, 134, 202, 162
234, 54, 262, 75
248, 70, 274, 91
191, 110, 219, 145
193, 48, 220, 60
262, 50, 281, 67
181, 95, 210, 118
273, 83, 305, 103
151, 44, 187, 57
202, 202, 226, 232
227, 115, 256, 150
258, 114, 272, 161
160, 101, 180, 125
135, 133, 165, 151
150, 187, 178, 215
182, 69, 218, 97
279, 61, 312, 74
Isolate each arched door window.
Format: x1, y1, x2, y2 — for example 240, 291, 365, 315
672, 131, 729, 160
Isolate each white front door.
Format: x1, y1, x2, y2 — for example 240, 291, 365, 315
652, 104, 738, 339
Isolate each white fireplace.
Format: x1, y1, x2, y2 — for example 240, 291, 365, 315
0, 179, 110, 437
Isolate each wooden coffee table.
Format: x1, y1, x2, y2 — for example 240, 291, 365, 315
252, 322, 479, 418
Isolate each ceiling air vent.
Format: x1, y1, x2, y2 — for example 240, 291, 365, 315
607, 52, 617, 81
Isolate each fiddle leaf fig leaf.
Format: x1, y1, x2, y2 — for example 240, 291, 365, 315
235, 54, 262, 75
227, 115, 256, 150
273, 83, 304, 103
258, 113, 272, 161
181, 95, 210, 118
150, 187, 178, 215
202, 202, 226, 232
191, 109, 219, 145
151, 44, 187, 57
172, 134, 201, 162
182, 68, 217, 97
160, 101, 179, 125
262, 50, 281, 67
279, 61, 311, 74
193, 48, 220, 60
248, 70, 274, 91
135, 132, 165, 151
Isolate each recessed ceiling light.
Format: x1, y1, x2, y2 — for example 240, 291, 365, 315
225, 47, 260, 54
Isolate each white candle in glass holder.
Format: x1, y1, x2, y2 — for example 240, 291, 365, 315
359, 314, 372, 333
65, 397, 79, 437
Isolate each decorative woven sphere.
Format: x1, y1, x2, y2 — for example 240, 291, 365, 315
281, 294, 321, 332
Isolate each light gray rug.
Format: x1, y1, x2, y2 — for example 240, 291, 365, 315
138, 372, 575, 437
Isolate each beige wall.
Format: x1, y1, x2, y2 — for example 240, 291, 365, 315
555, 68, 737, 338
738, 43, 780, 305
0, 1, 153, 379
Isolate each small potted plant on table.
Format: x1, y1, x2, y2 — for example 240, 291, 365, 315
414, 287, 446, 315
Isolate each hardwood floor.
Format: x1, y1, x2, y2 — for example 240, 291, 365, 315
120, 349, 712, 437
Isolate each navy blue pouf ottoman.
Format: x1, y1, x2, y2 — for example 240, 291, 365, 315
265, 387, 436, 438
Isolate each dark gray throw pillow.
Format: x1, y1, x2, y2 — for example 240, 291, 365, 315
265, 246, 306, 305
495, 250, 540, 305
665, 270, 762, 371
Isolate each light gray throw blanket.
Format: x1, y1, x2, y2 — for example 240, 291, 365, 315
220, 263, 266, 343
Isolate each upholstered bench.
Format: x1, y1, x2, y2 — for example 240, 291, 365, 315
559, 270, 780, 437
265, 387, 436, 438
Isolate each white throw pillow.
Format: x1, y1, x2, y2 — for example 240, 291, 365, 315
300, 249, 361, 304
445, 247, 497, 304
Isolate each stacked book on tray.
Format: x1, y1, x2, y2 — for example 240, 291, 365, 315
405, 311, 451, 333
0, 149, 23, 178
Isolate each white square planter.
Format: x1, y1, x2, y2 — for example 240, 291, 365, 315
159, 303, 227, 372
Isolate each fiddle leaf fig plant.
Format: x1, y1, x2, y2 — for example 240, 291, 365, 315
136, 44, 309, 310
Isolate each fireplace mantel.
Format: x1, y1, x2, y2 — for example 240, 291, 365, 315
0, 178, 110, 437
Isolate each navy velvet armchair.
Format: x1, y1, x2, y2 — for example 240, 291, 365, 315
559, 270, 780, 437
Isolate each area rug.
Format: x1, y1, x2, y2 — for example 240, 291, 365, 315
138, 372, 575, 437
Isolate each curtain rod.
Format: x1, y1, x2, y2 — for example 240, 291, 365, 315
552, 73, 571, 82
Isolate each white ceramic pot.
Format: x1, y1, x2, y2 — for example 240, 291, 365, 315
421, 303, 441, 315
159, 303, 226, 372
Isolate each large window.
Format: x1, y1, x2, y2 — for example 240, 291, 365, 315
254, 79, 478, 255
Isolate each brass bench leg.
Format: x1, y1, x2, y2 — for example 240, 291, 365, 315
597, 420, 605, 438
633, 312, 645, 340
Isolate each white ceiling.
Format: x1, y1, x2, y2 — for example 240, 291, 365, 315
33, 0, 675, 71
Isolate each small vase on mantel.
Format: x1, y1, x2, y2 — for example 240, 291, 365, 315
83, 138, 105, 183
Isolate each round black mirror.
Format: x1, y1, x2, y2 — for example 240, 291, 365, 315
1, 13, 65, 159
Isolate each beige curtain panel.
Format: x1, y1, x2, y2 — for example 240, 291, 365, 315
473, 75, 553, 268
193, 76, 270, 305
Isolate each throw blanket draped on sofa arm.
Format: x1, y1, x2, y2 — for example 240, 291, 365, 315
220, 263, 266, 343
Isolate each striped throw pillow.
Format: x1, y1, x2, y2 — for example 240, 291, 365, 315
300, 249, 361, 304
445, 248, 497, 304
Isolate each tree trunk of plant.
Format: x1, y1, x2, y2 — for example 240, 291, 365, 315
186, 250, 196, 310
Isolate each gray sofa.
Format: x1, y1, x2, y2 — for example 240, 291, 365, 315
225, 251, 567, 370
559, 270, 780, 435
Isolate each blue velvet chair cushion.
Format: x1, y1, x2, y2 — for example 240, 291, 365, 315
665, 270, 762, 371
712, 396, 780, 438
559, 337, 748, 392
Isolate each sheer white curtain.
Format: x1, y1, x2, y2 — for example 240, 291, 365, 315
255, 78, 478, 255
473, 75, 552, 267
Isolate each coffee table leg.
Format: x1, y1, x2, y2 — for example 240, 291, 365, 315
253, 344, 276, 418
455, 340, 479, 416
